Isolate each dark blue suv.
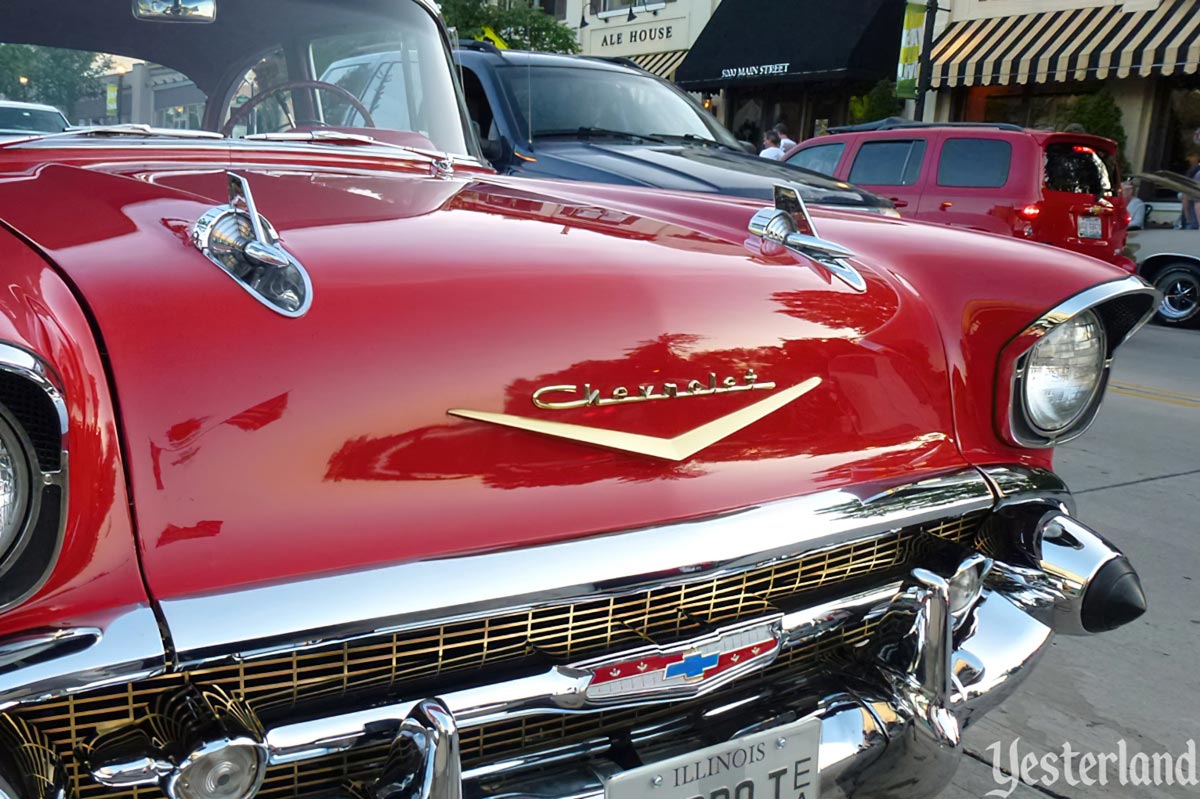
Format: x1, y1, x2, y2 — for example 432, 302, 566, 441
319, 44, 893, 213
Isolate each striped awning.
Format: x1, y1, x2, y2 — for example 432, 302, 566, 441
630, 49, 689, 80
931, 0, 1200, 88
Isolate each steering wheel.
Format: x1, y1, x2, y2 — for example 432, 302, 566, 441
221, 80, 377, 137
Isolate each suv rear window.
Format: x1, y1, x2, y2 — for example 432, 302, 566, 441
848, 139, 926, 186
937, 138, 1011, 187
1044, 142, 1117, 196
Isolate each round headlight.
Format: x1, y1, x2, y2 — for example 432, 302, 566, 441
0, 413, 31, 558
1023, 310, 1106, 434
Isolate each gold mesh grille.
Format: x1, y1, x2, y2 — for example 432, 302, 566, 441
11, 512, 986, 799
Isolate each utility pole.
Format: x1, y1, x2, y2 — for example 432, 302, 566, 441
913, 0, 939, 121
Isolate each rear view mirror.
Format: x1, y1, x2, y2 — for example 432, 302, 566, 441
738, 140, 757, 155
133, 0, 216, 22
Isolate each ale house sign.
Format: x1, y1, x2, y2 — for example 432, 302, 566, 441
591, 14, 689, 57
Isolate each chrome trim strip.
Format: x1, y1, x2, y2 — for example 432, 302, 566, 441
160, 469, 995, 666
977, 464, 1069, 502
0, 628, 100, 670
460, 739, 612, 782
0, 605, 167, 710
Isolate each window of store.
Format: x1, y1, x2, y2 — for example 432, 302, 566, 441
961, 85, 1087, 129
155, 103, 204, 129
1162, 84, 1200, 173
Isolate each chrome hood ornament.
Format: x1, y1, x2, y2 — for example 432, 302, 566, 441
191, 173, 313, 317
749, 185, 867, 293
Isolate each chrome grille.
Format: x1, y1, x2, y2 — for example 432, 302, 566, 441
11, 511, 986, 799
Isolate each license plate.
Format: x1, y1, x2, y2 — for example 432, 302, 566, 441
1078, 215, 1103, 239
605, 718, 821, 799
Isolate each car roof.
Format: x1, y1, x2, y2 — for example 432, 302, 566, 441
791, 124, 1118, 154
0, 100, 64, 114
452, 44, 647, 76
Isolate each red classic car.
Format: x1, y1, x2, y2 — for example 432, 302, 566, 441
0, 2, 1159, 799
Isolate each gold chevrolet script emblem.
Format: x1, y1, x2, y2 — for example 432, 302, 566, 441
447, 371, 821, 461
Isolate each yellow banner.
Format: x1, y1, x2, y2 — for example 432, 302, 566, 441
106, 83, 119, 115
897, 2, 925, 99
478, 25, 509, 50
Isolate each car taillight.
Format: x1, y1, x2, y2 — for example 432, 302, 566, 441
1018, 204, 1042, 221
1124, 212, 1133, 225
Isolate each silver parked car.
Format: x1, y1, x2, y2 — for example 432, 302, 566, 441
0, 100, 69, 136
1131, 172, 1200, 328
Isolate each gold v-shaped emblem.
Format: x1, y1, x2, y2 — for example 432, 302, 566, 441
447, 377, 821, 461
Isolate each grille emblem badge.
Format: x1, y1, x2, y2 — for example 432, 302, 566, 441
573, 616, 782, 705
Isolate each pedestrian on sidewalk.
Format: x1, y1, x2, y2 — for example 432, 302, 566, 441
760, 131, 784, 160
1181, 152, 1200, 230
774, 122, 796, 151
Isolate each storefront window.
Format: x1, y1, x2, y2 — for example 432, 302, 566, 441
966, 87, 1084, 129
1163, 85, 1200, 173
155, 103, 203, 129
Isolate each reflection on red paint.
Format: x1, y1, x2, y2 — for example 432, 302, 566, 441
167, 417, 206, 444
159, 520, 224, 547
224, 392, 289, 431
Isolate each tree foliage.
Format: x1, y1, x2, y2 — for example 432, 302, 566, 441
1062, 90, 1130, 173
0, 45, 111, 119
849, 80, 903, 125
442, 0, 580, 54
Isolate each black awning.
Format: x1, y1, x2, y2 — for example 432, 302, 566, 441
675, 0, 904, 90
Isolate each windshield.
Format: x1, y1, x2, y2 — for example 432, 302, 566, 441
498, 64, 740, 147
0, 0, 473, 156
0, 105, 68, 133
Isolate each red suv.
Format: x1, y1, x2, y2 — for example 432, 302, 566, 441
784, 120, 1134, 270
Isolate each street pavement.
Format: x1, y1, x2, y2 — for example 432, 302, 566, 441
941, 323, 1200, 798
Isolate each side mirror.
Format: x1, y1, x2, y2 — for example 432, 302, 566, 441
738, 140, 757, 155
133, 0, 217, 22
480, 138, 506, 165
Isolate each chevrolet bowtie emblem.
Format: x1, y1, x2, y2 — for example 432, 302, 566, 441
447, 376, 821, 461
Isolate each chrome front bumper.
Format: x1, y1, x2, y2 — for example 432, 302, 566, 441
29, 465, 1145, 799
323, 581, 1055, 799
252, 509, 1136, 799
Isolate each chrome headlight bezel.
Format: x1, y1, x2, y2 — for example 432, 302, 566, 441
0, 404, 36, 569
997, 276, 1160, 448
0, 341, 69, 612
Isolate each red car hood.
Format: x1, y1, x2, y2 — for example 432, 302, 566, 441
0, 163, 973, 599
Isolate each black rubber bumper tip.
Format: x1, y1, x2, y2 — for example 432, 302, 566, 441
1081, 557, 1147, 633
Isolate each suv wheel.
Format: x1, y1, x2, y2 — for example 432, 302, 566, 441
1153, 263, 1200, 328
